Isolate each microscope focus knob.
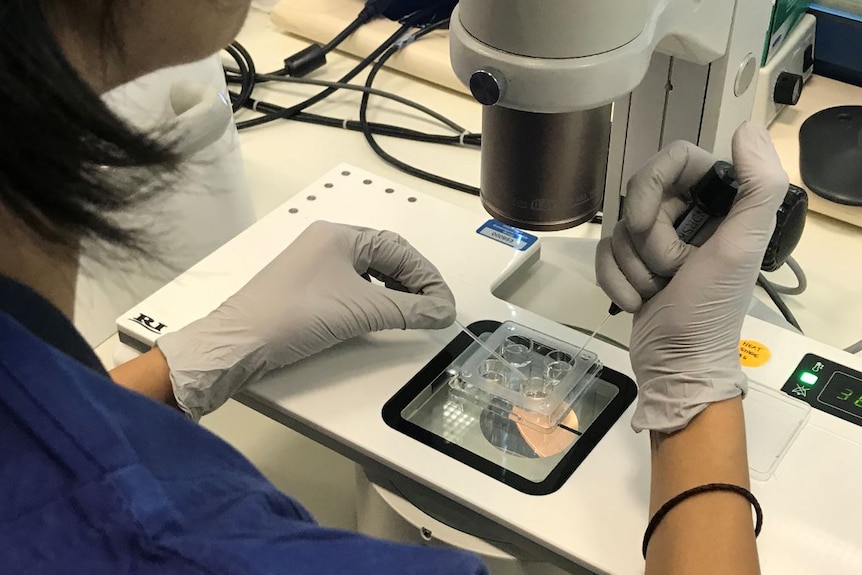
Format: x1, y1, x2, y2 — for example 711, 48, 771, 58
774, 72, 803, 106
470, 69, 506, 106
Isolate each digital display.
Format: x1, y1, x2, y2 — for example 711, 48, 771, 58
819, 372, 862, 421
783, 354, 862, 428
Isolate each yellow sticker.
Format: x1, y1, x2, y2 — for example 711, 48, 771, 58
739, 340, 771, 368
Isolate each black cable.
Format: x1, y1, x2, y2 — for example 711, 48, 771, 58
321, 11, 372, 54
314, 0, 399, 56
757, 273, 803, 332
224, 43, 255, 112
252, 73, 469, 134
223, 45, 482, 149
280, 10, 370, 78
246, 97, 480, 147
237, 11, 427, 131
278, 1, 400, 77
359, 19, 481, 196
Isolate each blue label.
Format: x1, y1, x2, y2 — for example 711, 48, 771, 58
476, 220, 538, 251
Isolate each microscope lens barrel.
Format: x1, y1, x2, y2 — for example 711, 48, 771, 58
480, 105, 612, 231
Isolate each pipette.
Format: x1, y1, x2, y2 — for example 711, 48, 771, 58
573, 312, 612, 359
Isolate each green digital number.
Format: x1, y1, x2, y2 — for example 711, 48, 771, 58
855, 396, 862, 408
837, 388, 853, 401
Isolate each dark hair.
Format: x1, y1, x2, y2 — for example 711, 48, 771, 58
0, 1, 179, 256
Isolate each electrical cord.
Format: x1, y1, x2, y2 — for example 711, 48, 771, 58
762, 256, 808, 296
244, 97, 479, 147
762, 258, 862, 352
251, 73, 470, 135
276, 0, 398, 77
359, 19, 481, 196
224, 43, 255, 112
757, 273, 803, 332
237, 10, 431, 131
225, 56, 481, 147
321, 12, 373, 55
320, 0, 399, 55
757, 255, 810, 332
223, 43, 481, 149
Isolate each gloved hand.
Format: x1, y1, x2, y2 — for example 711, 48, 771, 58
157, 221, 456, 420
595, 122, 789, 434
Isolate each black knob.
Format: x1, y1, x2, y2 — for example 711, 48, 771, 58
774, 72, 803, 106
470, 69, 504, 106
762, 184, 808, 272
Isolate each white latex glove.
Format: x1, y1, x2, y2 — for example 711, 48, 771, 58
595, 122, 789, 434
157, 221, 456, 420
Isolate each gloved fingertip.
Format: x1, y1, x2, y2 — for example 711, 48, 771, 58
389, 290, 457, 330
415, 299, 457, 330
606, 293, 642, 314
729, 122, 789, 216
732, 122, 785, 179
435, 307, 457, 330
735, 120, 769, 141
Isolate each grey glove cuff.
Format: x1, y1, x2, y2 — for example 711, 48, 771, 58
157, 321, 269, 422
631, 369, 748, 434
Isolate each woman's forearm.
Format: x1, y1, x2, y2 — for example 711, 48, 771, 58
645, 397, 760, 575
109, 347, 178, 408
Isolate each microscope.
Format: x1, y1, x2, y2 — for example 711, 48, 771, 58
450, 0, 772, 235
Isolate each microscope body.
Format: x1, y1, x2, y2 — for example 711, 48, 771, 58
450, 0, 774, 232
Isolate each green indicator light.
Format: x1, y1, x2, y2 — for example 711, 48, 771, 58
799, 372, 819, 386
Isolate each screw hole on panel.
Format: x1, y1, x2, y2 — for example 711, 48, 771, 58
408, 197, 418, 203
363, 179, 373, 185
289, 208, 299, 214
385, 188, 395, 194
341, 170, 351, 176
324, 183, 334, 188
307, 195, 317, 201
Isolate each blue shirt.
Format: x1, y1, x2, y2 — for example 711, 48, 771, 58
0, 277, 486, 574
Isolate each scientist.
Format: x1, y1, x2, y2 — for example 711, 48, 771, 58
0, 1, 787, 574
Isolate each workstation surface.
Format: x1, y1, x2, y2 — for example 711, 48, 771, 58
95, 6, 862, 547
